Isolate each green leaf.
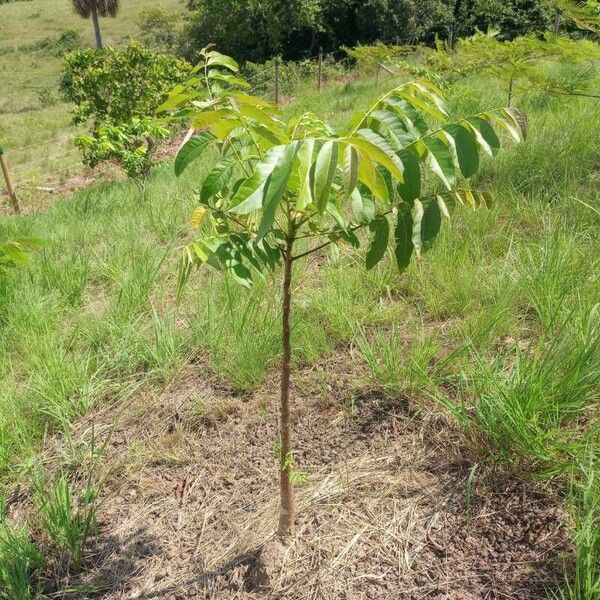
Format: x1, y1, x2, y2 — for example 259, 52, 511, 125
175, 132, 216, 177
467, 116, 500, 156
192, 108, 234, 130
385, 97, 429, 137
235, 103, 288, 142
368, 110, 412, 149
206, 51, 240, 72
394, 201, 414, 271
397, 89, 448, 124
200, 157, 236, 202
424, 136, 456, 190
445, 123, 479, 179
296, 139, 315, 211
208, 70, 250, 88
421, 198, 442, 242
397, 149, 421, 202
253, 239, 282, 270
378, 166, 396, 204
343, 135, 403, 181
351, 188, 375, 225
158, 92, 201, 114
342, 145, 359, 198
366, 215, 389, 270
312, 141, 339, 213
412, 199, 424, 255
230, 145, 287, 214
326, 201, 347, 230
257, 142, 298, 239
227, 92, 278, 111
357, 152, 389, 203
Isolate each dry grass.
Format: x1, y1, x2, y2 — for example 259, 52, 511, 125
21, 353, 569, 599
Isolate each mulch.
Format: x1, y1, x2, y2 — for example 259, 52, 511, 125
27, 351, 571, 599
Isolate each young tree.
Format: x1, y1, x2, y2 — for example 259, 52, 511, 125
554, 0, 600, 33
426, 32, 600, 103
164, 48, 525, 538
71, 0, 120, 49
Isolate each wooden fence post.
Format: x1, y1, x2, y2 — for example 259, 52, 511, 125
274, 58, 280, 106
318, 47, 323, 91
0, 146, 20, 214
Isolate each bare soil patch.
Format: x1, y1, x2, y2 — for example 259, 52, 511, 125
39, 352, 570, 599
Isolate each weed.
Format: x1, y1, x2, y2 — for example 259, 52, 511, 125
356, 325, 440, 398
0, 522, 42, 600
553, 455, 600, 600
36, 474, 98, 566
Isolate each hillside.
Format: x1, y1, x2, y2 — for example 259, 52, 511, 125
0, 3, 599, 599
0, 0, 185, 188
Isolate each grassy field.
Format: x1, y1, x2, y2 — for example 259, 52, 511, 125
1, 3, 599, 598
1, 71, 599, 596
0, 0, 185, 189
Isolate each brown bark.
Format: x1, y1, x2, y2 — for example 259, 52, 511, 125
277, 234, 295, 538
0, 152, 20, 214
91, 6, 103, 49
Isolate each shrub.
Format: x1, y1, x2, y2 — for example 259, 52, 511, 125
136, 7, 181, 54
31, 29, 81, 56
60, 42, 191, 197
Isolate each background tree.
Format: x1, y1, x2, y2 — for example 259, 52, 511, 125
136, 7, 182, 54
61, 42, 191, 198
182, 0, 322, 62
555, 0, 600, 33
427, 31, 600, 103
164, 48, 525, 538
71, 0, 120, 49
180, 0, 558, 62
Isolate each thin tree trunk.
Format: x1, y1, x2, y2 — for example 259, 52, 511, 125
554, 8, 562, 35
277, 235, 295, 538
91, 7, 103, 49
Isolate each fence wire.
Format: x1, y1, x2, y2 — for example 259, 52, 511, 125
2, 49, 351, 193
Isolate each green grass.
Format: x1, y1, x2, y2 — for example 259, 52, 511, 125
0, 522, 42, 600
0, 13, 599, 595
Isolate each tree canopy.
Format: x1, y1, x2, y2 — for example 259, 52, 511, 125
182, 0, 562, 62
71, 0, 120, 19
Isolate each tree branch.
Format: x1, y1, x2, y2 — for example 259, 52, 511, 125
291, 210, 393, 262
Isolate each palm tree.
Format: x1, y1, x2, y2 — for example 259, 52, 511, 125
71, 0, 120, 49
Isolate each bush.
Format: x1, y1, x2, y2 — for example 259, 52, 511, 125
61, 41, 191, 127
136, 7, 182, 54
60, 42, 191, 195
21, 29, 81, 57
